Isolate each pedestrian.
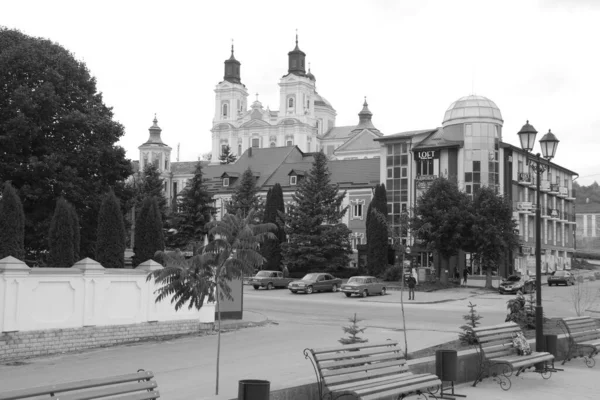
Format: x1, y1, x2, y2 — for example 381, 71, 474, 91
407, 275, 416, 300
462, 268, 469, 287
454, 270, 460, 283
282, 265, 289, 278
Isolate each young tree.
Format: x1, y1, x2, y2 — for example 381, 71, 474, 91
339, 313, 368, 345
366, 184, 389, 276
132, 197, 164, 267
469, 186, 521, 288
226, 167, 262, 218
411, 177, 472, 281
218, 145, 237, 164
48, 198, 75, 268
96, 189, 126, 268
282, 151, 352, 272
260, 183, 286, 270
204, 210, 276, 395
0, 182, 25, 260
167, 162, 215, 250
0, 28, 132, 263
459, 302, 482, 345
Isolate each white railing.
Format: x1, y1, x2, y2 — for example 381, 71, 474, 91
0, 256, 214, 333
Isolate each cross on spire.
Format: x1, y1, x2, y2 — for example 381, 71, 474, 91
255, 93, 259, 102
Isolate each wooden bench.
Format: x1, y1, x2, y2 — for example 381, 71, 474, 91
303, 341, 441, 400
0, 370, 159, 400
471, 322, 555, 391
559, 316, 600, 368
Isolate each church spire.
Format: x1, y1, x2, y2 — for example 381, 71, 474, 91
355, 97, 377, 131
146, 114, 165, 144
287, 30, 306, 76
224, 39, 242, 84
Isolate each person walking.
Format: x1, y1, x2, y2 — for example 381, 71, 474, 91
282, 265, 289, 278
462, 268, 469, 287
407, 275, 417, 300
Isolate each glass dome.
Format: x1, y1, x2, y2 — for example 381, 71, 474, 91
442, 95, 503, 127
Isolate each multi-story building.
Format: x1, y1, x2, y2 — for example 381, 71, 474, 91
576, 201, 600, 253
374, 95, 578, 278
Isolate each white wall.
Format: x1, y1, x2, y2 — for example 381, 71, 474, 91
0, 257, 215, 333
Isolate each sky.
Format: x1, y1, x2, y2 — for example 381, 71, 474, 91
3, 0, 600, 185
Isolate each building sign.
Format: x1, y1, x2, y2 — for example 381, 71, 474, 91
518, 172, 531, 182
517, 202, 532, 211
414, 150, 439, 160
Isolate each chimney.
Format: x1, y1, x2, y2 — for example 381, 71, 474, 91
248, 147, 252, 157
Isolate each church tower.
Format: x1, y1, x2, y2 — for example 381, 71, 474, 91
138, 115, 172, 174
212, 43, 249, 163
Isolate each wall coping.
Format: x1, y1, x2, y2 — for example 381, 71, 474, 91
0, 256, 30, 274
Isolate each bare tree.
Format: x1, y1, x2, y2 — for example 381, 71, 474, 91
570, 281, 600, 316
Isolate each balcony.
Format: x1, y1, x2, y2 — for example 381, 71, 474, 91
549, 183, 560, 194
549, 208, 560, 219
518, 172, 533, 186
566, 188, 576, 201
540, 180, 550, 192
516, 201, 533, 213
558, 186, 568, 198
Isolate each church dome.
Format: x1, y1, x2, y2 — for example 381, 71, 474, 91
314, 92, 333, 109
442, 95, 503, 127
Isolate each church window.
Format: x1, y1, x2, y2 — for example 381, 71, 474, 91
252, 138, 260, 148
290, 176, 297, 186
270, 141, 276, 148
306, 99, 309, 109
222, 103, 228, 118
288, 98, 294, 108
286, 140, 293, 147
223, 178, 230, 187
238, 144, 242, 155
316, 120, 321, 134
221, 144, 228, 155
165, 159, 169, 170
291, 59, 297, 68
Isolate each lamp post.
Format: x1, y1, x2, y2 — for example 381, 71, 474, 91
517, 121, 559, 353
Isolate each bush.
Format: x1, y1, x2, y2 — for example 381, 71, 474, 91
577, 275, 585, 283
380, 265, 403, 282
589, 275, 596, 282
595, 271, 600, 279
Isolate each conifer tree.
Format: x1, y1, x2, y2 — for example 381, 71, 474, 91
48, 198, 75, 268
459, 301, 482, 345
68, 202, 81, 261
366, 184, 389, 276
339, 313, 368, 345
0, 182, 25, 260
96, 189, 126, 268
260, 183, 286, 270
138, 163, 168, 222
168, 162, 215, 249
226, 167, 262, 218
282, 151, 352, 272
132, 197, 164, 267
218, 145, 237, 164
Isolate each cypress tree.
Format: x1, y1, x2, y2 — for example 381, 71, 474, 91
133, 196, 164, 267
366, 184, 389, 276
48, 198, 75, 268
96, 189, 126, 268
138, 163, 168, 222
282, 151, 352, 272
0, 182, 25, 260
68, 203, 81, 261
226, 167, 262, 218
260, 186, 285, 270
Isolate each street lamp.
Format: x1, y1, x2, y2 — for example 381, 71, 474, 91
517, 121, 559, 353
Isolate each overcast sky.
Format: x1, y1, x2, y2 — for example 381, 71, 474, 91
3, 0, 599, 185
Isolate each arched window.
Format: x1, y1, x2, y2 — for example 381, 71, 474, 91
270, 142, 276, 148
286, 140, 293, 147
252, 138, 260, 148
238, 144, 242, 155
288, 98, 294, 108
222, 103, 228, 117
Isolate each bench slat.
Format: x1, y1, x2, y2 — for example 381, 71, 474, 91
577, 339, 600, 347
355, 375, 441, 398
321, 359, 408, 378
324, 365, 411, 387
316, 346, 402, 362
105, 391, 160, 400
311, 341, 399, 355
328, 372, 414, 392
0, 372, 155, 400
319, 353, 406, 370
52, 381, 157, 400
490, 352, 553, 365
473, 322, 520, 333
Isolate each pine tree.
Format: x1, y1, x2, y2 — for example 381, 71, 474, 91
96, 189, 126, 268
459, 301, 482, 345
339, 313, 368, 345
0, 182, 25, 260
218, 145, 237, 164
226, 167, 262, 218
68, 202, 81, 261
132, 196, 164, 267
282, 151, 352, 272
260, 184, 286, 270
48, 198, 75, 268
138, 163, 168, 222
366, 184, 389, 276
168, 162, 215, 249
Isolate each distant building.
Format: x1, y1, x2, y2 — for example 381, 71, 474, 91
576, 202, 600, 253
375, 95, 578, 278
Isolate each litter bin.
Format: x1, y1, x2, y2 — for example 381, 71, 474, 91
545, 334, 558, 357
238, 380, 270, 400
435, 349, 458, 382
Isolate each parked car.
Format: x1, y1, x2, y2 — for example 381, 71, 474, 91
547, 270, 576, 286
498, 275, 535, 295
248, 270, 294, 290
341, 276, 387, 297
288, 273, 342, 294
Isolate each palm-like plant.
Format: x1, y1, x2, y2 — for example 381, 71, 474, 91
203, 209, 276, 395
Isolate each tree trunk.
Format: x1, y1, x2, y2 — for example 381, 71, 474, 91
215, 281, 221, 395
485, 264, 493, 289
399, 249, 409, 358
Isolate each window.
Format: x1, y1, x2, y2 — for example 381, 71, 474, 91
270, 141, 276, 148
238, 144, 242, 155
353, 203, 363, 219
290, 176, 297, 185
222, 103, 228, 117
164, 159, 168, 170
287, 140, 293, 147
221, 144, 228, 154
306, 99, 309, 108
288, 98, 294, 108
222, 178, 229, 187
252, 138, 260, 148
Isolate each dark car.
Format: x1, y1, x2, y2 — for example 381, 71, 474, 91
547, 270, 576, 286
341, 276, 387, 297
288, 273, 342, 294
498, 275, 535, 295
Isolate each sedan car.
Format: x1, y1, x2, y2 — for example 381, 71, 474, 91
548, 270, 576, 286
498, 275, 535, 295
288, 273, 342, 294
341, 276, 387, 297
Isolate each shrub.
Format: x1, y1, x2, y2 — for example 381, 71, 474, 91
381, 265, 403, 281
96, 190, 126, 268
48, 198, 75, 268
577, 275, 584, 283
589, 275, 596, 282
505, 291, 544, 330
595, 271, 600, 280
0, 182, 25, 260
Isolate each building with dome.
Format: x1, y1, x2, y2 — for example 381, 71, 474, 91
374, 95, 578, 279
210, 37, 383, 162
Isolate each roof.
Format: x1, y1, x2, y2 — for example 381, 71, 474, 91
321, 125, 356, 140
412, 128, 463, 150
500, 142, 578, 175
170, 161, 208, 175
373, 129, 438, 142
443, 95, 503, 127
334, 129, 382, 154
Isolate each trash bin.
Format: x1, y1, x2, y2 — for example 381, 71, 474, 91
238, 379, 270, 400
545, 334, 558, 357
435, 349, 458, 382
